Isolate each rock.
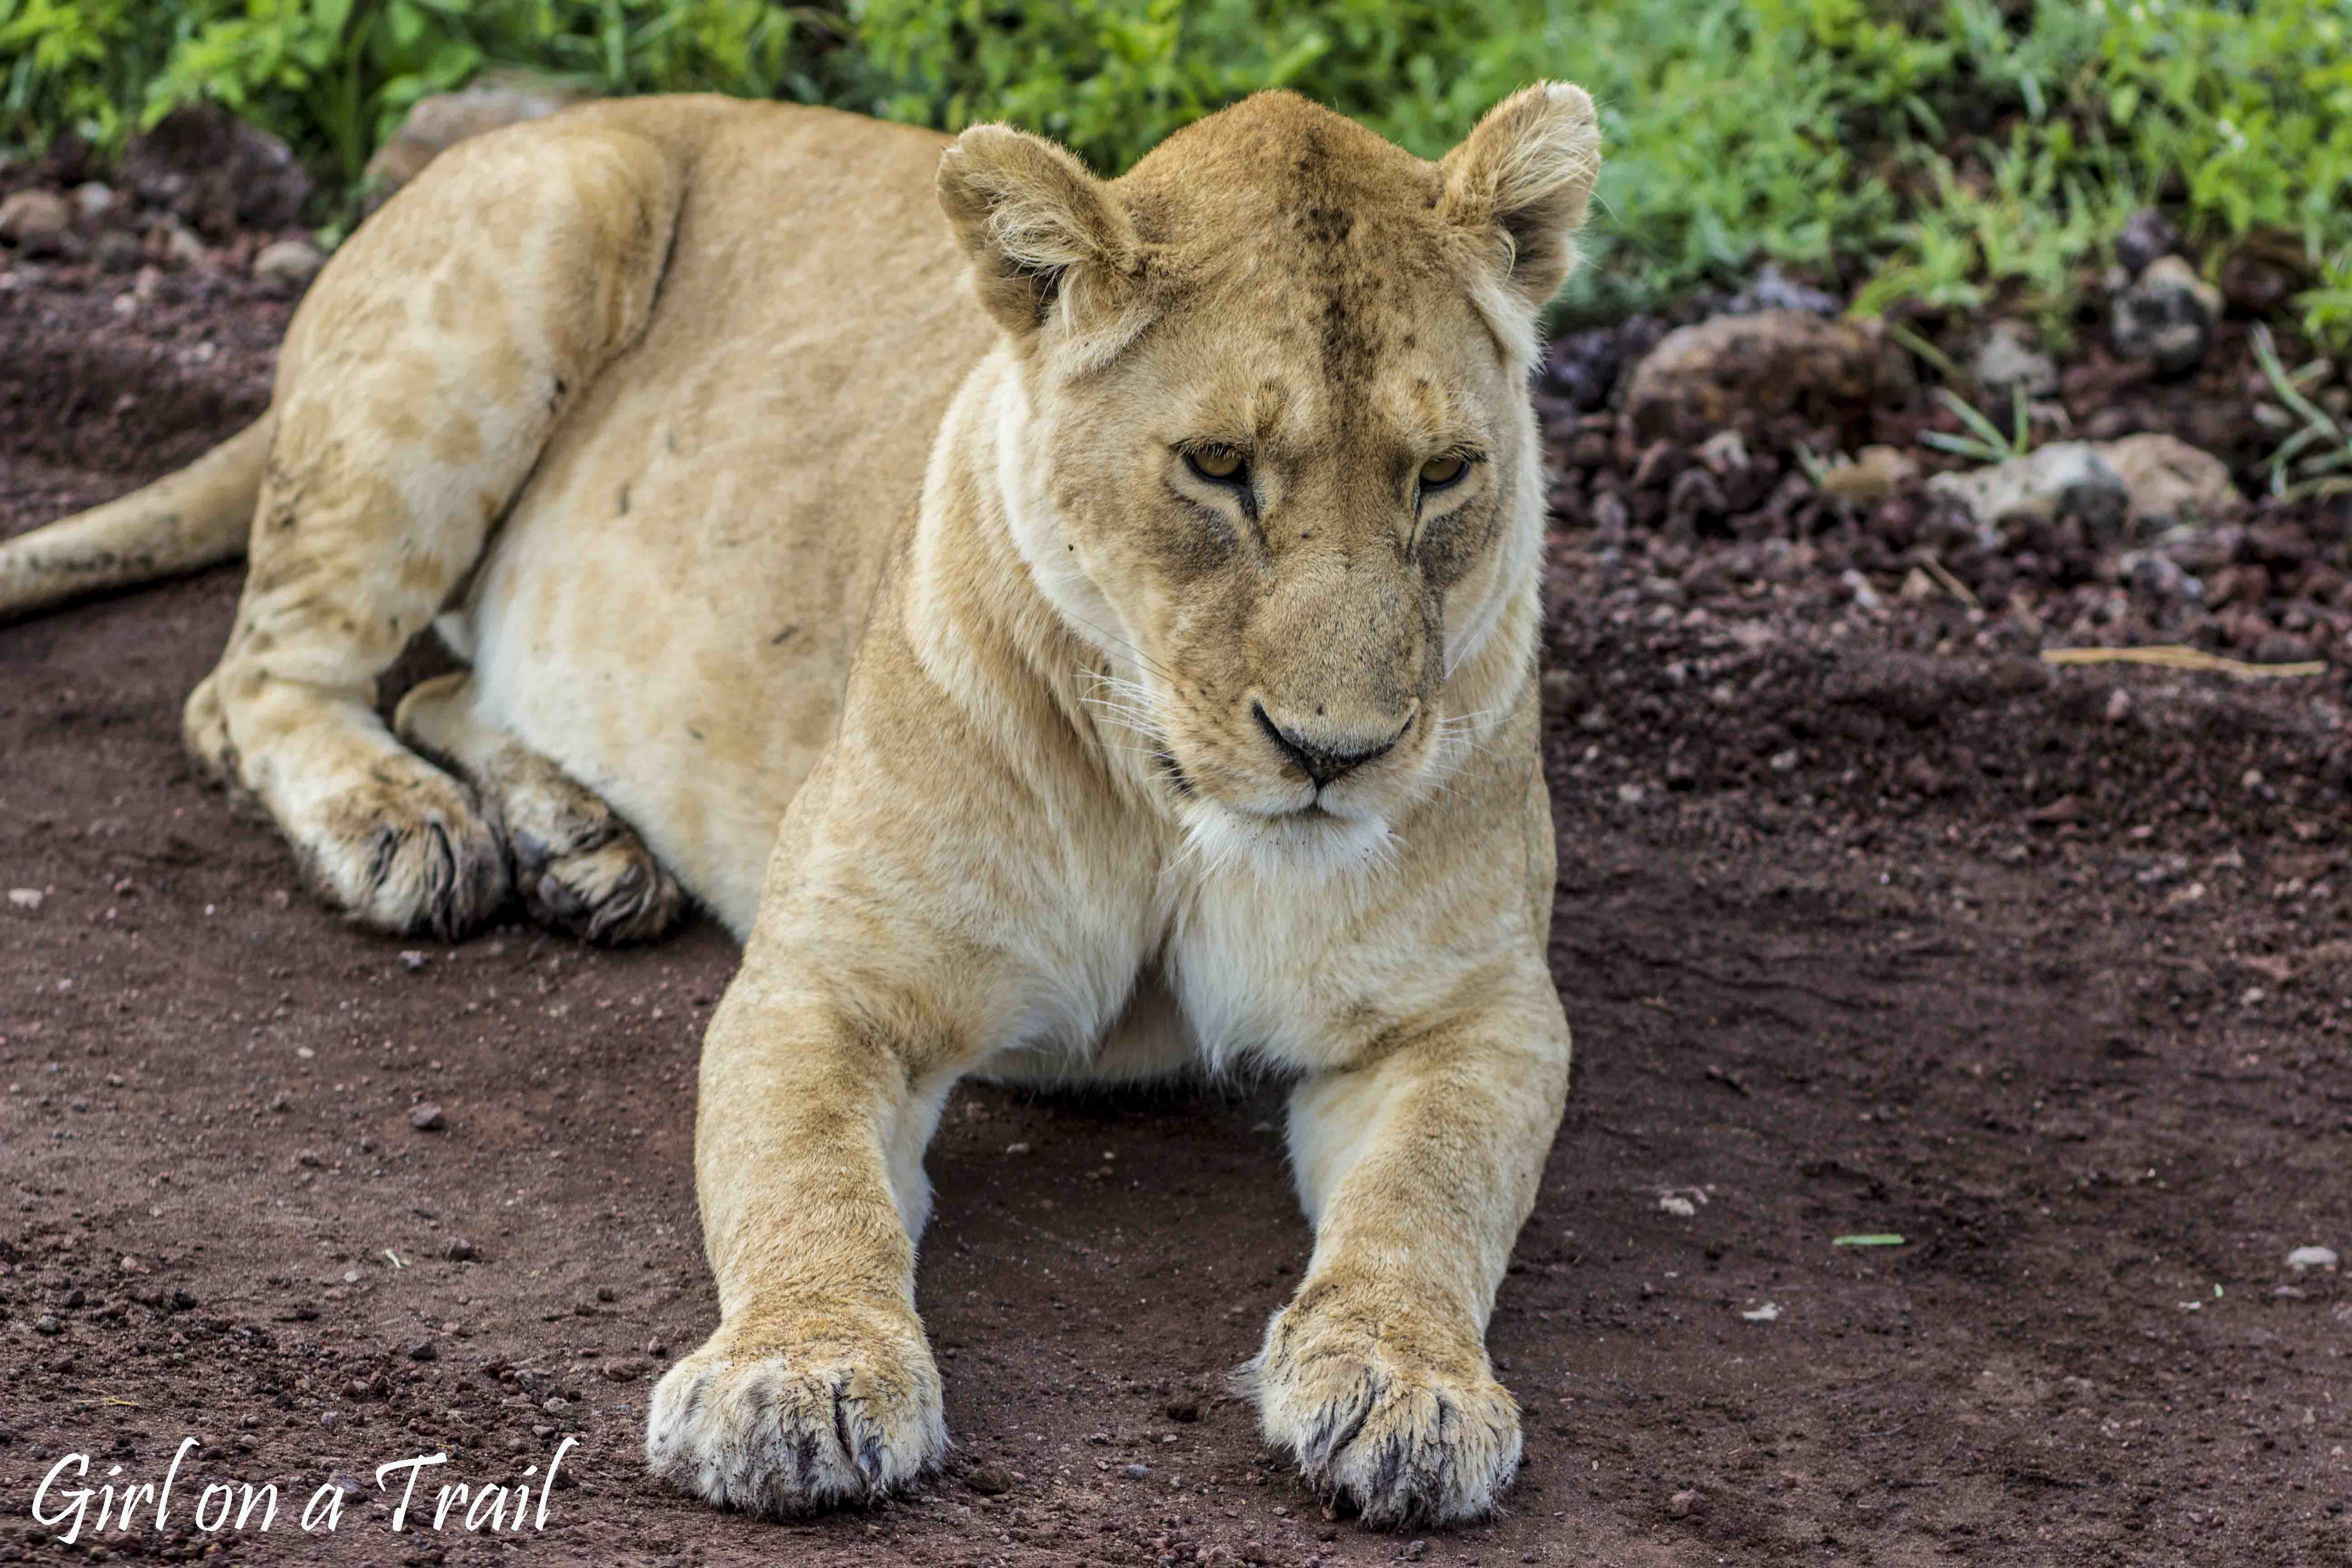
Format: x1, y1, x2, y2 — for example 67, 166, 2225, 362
2111, 256, 2221, 377
1537, 327, 1620, 414
33, 1315, 60, 1336
253, 237, 324, 290
1619, 310, 1881, 459
1666, 466, 1727, 532
1723, 262, 1841, 317
2113, 208, 2181, 279
363, 74, 594, 210
2219, 232, 2311, 317
2255, 632, 2315, 665
0, 188, 71, 246
7, 887, 44, 912
2030, 794, 2087, 825
70, 181, 116, 220
2118, 550, 2204, 604
602, 1357, 650, 1381
94, 229, 142, 274
1973, 319, 2058, 403
406, 1338, 437, 1362
161, 223, 208, 270
1120, 1462, 1150, 1481
1667, 1488, 1707, 1519
2096, 433, 2240, 527
445, 1238, 479, 1261
1629, 439, 1688, 492
968, 1462, 1016, 1494
1926, 443, 2128, 544
1163, 1396, 1201, 1423
2287, 1246, 2338, 1273
122, 105, 310, 237
407, 1102, 446, 1132
1815, 445, 1919, 508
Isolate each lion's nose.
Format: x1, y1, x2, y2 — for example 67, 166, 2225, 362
1253, 703, 1410, 790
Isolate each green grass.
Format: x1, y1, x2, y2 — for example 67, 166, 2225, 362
4, 0, 2349, 342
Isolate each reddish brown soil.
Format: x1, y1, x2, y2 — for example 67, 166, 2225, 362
5, 258, 2352, 1568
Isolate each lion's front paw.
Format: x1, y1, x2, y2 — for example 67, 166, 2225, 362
1247, 1303, 1521, 1529
514, 820, 681, 946
299, 764, 508, 940
646, 1313, 946, 1516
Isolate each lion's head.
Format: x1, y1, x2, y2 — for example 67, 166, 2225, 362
937, 85, 1600, 875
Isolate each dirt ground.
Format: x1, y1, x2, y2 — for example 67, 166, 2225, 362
5, 255, 2352, 1568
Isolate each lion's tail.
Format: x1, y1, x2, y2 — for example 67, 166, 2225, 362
0, 412, 271, 624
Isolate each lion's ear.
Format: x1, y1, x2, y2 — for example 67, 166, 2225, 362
1441, 82, 1602, 314
938, 125, 1142, 350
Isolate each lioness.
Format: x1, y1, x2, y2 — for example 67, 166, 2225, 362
0, 83, 1599, 1526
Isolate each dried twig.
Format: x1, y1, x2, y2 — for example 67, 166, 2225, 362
1917, 553, 1981, 609
2039, 645, 2327, 679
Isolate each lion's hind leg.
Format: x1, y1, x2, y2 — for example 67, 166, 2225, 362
396, 672, 683, 944
198, 112, 686, 938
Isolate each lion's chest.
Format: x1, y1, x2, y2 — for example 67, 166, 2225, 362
1152, 876, 1408, 1077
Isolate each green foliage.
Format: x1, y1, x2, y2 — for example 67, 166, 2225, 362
849, 0, 2352, 338
0, 0, 178, 152
3, 0, 2349, 340
1, 0, 843, 188
2092, 0, 2352, 343
849, 0, 1931, 320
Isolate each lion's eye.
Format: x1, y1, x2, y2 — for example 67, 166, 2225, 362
1186, 447, 1246, 484
1419, 454, 1468, 489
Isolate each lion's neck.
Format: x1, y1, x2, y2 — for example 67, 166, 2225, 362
900, 349, 1173, 820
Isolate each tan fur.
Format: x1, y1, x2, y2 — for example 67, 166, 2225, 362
3, 84, 1600, 1528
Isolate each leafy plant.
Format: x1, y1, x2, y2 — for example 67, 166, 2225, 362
2249, 324, 2352, 500
1921, 384, 2034, 465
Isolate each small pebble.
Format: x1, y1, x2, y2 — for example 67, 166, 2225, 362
6, 888, 44, 911
253, 236, 326, 288
408, 1102, 446, 1131
967, 1462, 1014, 1495
407, 1338, 437, 1362
2287, 1246, 2338, 1273
1122, 1462, 1150, 1480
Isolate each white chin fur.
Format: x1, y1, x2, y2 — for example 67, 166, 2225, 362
1172, 797, 1401, 883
